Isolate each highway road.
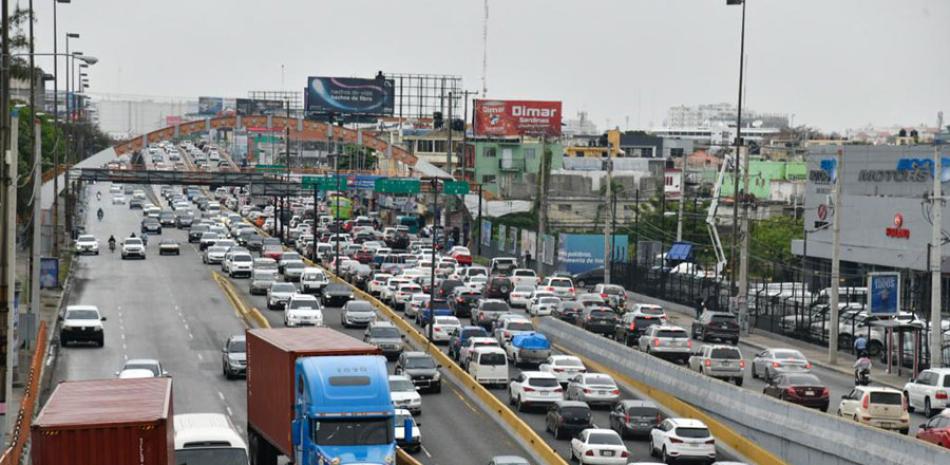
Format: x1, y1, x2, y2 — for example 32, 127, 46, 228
51, 183, 533, 465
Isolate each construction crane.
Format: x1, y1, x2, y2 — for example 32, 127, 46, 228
706, 152, 736, 278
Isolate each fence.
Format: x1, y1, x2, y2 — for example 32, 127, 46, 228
0, 321, 48, 465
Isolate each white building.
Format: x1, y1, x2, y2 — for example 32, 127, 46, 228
94, 99, 198, 139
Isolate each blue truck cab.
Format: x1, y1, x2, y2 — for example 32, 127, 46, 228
291, 355, 396, 465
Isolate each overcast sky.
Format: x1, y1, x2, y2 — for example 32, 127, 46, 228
29, 0, 950, 132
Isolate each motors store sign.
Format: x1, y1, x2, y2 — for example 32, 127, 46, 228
474, 99, 562, 137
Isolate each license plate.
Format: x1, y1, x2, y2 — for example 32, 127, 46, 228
601, 451, 614, 457
881, 422, 894, 428
598, 390, 608, 395
805, 390, 815, 396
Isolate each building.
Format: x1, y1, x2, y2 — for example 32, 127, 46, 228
562, 111, 599, 139
462, 138, 563, 196
399, 128, 464, 171
666, 103, 789, 130
720, 159, 806, 202
11, 67, 48, 110
565, 130, 694, 159
93, 98, 198, 139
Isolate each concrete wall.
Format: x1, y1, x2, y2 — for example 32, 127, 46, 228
539, 317, 950, 465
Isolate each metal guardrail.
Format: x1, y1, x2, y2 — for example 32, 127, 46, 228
0, 321, 48, 465
539, 317, 950, 465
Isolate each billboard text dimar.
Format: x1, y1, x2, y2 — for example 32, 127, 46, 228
474, 99, 562, 137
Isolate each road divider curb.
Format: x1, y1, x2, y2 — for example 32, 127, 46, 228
212, 271, 268, 329
319, 268, 567, 465
396, 449, 423, 465
249, 307, 270, 329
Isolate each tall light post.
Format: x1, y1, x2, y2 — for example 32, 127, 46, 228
51, 0, 71, 256
726, 0, 749, 333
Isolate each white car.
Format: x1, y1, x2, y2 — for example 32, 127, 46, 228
380, 277, 411, 304
368, 273, 393, 296
541, 277, 576, 300
405, 293, 430, 318
389, 375, 422, 415
529, 296, 562, 316
649, 418, 716, 464
509, 268, 540, 288
902, 368, 950, 417
837, 386, 910, 434
508, 371, 563, 412
539, 355, 587, 385
120, 237, 146, 260
508, 285, 535, 308
426, 316, 461, 343
59, 305, 105, 347
223, 252, 254, 278
284, 294, 323, 327
300, 267, 329, 294
466, 275, 488, 292
394, 283, 423, 311
112, 194, 127, 204
459, 337, 500, 367
570, 428, 629, 464
74, 234, 99, 255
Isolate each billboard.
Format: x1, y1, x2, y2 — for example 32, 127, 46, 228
306, 76, 395, 115
198, 97, 223, 116
236, 98, 284, 116
557, 233, 629, 275
868, 272, 900, 316
474, 99, 562, 137
165, 115, 182, 126
481, 220, 492, 247
40, 257, 59, 289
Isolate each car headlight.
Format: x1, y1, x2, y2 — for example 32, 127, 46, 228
330, 458, 341, 465
433, 372, 441, 381
93, 326, 102, 332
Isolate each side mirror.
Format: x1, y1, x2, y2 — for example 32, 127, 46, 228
57, 315, 64, 321
919, 424, 927, 430
840, 394, 848, 399
113, 371, 120, 376
162, 371, 169, 377
100, 316, 108, 321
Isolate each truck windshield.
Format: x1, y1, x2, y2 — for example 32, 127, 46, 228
312, 417, 394, 446
175, 448, 249, 465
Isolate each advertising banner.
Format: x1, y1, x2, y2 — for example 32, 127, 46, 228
233, 129, 249, 160
498, 225, 507, 252
481, 220, 492, 247
867, 272, 900, 315
198, 97, 223, 116
474, 99, 562, 137
521, 230, 537, 259
236, 98, 284, 116
306, 76, 395, 115
509, 227, 519, 253
557, 234, 630, 274
40, 257, 59, 289
542, 234, 556, 265
165, 115, 182, 126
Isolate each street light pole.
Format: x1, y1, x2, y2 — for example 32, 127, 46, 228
727, 0, 749, 333
0, 0, 12, 441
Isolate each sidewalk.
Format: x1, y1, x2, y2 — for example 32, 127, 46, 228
626, 290, 912, 390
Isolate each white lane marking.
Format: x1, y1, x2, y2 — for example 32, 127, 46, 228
123, 354, 128, 361
120, 334, 126, 340
183, 323, 189, 331
197, 353, 204, 361
189, 332, 194, 340
226, 406, 233, 417
218, 391, 225, 401
122, 343, 127, 351
421, 446, 432, 458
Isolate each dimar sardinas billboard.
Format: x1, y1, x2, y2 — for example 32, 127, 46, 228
474, 99, 562, 137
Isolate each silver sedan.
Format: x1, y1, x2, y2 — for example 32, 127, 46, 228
565, 373, 621, 407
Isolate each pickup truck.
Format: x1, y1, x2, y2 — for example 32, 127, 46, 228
687, 344, 745, 386
505, 332, 552, 366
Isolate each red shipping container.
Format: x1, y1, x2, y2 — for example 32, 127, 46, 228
32, 378, 174, 465
246, 327, 380, 457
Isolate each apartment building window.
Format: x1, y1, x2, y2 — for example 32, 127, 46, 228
524, 148, 536, 160
417, 140, 434, 152
485, 147, 497, 157
558, 204, 571, 212
434, 140, 447, 152
670, 147, 685, 157
482, 174, 496, 184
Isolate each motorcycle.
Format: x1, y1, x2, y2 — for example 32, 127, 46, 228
96, 192, 101, 201
97, 209, 104, 221
108, 241, 116, 253
854, 368, 871, 386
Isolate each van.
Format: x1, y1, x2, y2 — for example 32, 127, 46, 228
467, 346, 509, 388
490, 257, 519, 276
173, 413, 249, 465
300, 267, 329, 294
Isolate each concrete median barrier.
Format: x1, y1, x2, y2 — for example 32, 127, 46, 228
539, 317, 950, 465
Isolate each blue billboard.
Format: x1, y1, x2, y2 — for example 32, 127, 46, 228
867, 272, 900, 316
306, 76, 395, 115
557, 234, 629, 275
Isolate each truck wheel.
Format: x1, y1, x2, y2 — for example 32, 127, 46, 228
735, 377, 744, 387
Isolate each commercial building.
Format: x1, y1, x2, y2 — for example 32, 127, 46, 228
93, 98, 198, 139
462, 138, 563, 196
400, 127, 464, 170
565, 130, 694, 159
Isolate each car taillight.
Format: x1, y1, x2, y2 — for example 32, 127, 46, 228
584, 450, 594, 457
936, 391, 949, 400
553, 368, 564, 372
600, 293, 608, 299
583, 388, 593, 393
554, 387, 563, 392
624, 413, 630, 424
546, 287, 554, 292
504, 331, 510, 338
670, 438, 683, 444
821, 387, 830, 397
739, 360, 746, 368
772, 362, 782, 368
785, 387, 798, 398
686, 340, 692, 348
523, 387, 535, 392
610, 389, 620, 395
704, 359, 712, 367
457, 298, 464, 303
434, 327, 442, 332
705, 439, 716, 445
862, 394, 869, 410
629, 322, 636, 330
653, 338, 661, 347
805, 362, 813, 369
620, 451, 629, 458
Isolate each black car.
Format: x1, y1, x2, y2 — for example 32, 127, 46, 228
483, 276, 513, 300
188, 225, 209, 243
571, 267, 605, 290
159, 212, 176, 227
436, 279, 464, 300
580, 307, 618, 336
762, 373, 830, 412
395, 351, 441, 393
141, 218, 162, 234
691, 311, 740, 344
553, 301, 584, 324
450, 288, 481, 318
545, 400, 592, 439
245, 234, 264, 252
608, 400, 662, 438
176, 214, 194, 228
322, 283, 354, 307
129, 198, 144, 209
614, 312, 663, 346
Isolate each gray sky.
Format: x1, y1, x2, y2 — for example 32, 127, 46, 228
31, 0, 950, 132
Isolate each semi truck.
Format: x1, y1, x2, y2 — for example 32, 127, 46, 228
32, 378, 174, 465
246, 327, 396, 465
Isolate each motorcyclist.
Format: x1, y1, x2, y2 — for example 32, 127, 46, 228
853, 355, 872, 385
141, 232, 149, 247
107, 235, 116, 251
96, 191, 101, 201
97, 208, 104, 220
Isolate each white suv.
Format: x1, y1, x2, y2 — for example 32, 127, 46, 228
638, 325, 692, 363
120, 237, 146, 260
60, 305, 106, 347
223, 252, 254, 278
508, 371, 563, 412
903, 368, 950, 417
284, 294, 323, 327
649, 418, 716, 464
541, 277, 576, 300
300, 268, 329, 294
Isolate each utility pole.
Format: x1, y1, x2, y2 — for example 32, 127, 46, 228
829, 148, 844, 364
729, 0, 747, 315
446, 91, 453, 174
0, 0, 14, 440
30, 117, 42, 325
603, 140, 613, 285
2, 109, 19, 441
536, 136, 548, 275
676, 165, 687, 241
427, 177, 438, 344
476, 184, 483, 256
930, 145, 944, 368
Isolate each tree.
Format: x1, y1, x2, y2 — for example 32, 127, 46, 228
749, 215, 803, 277
336, 143, 377, 171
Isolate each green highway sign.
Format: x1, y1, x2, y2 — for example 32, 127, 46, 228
302, 175, 348, 191
442, 180, 470, 195
375, 178, 421, 194
254, 164, 286, 171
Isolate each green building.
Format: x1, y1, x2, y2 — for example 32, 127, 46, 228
463, 138, 564, 195
721, 159, 806, 199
